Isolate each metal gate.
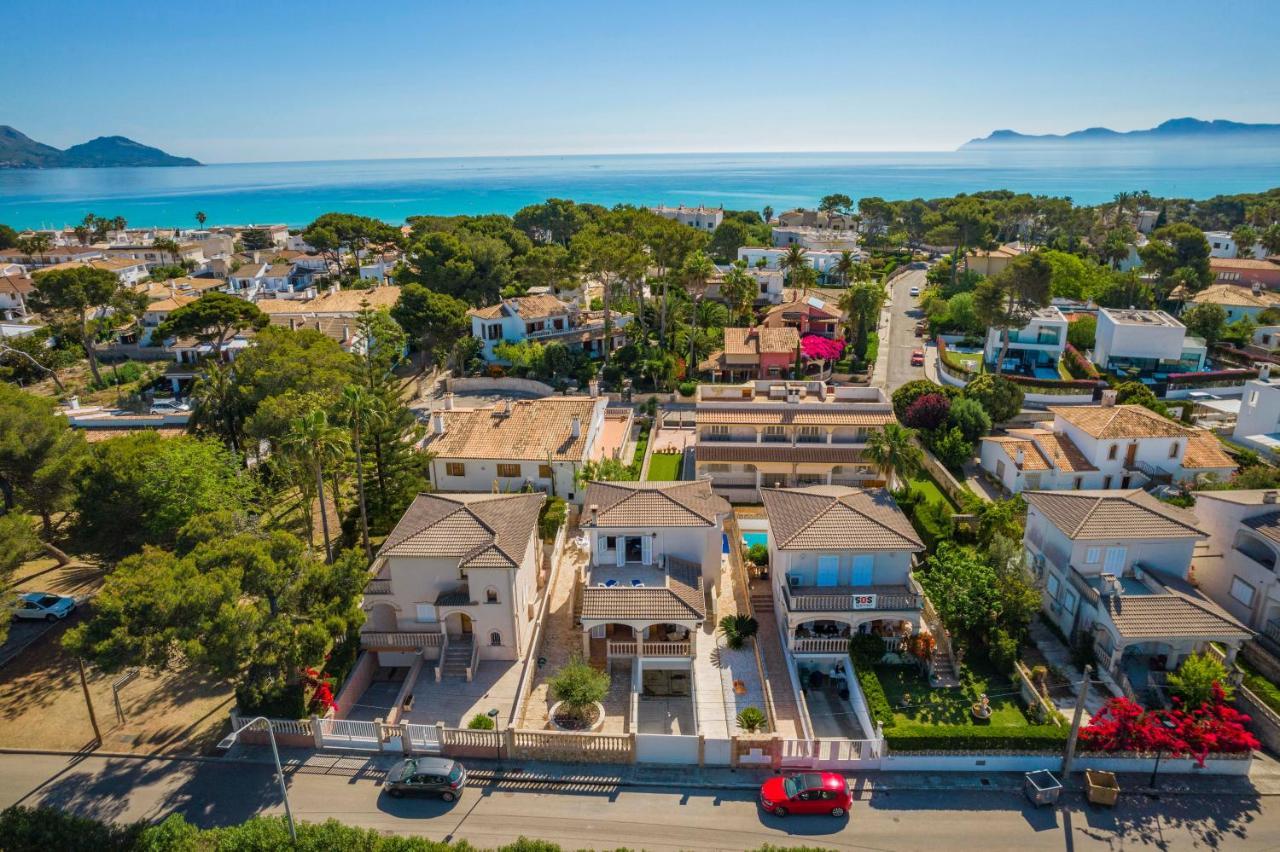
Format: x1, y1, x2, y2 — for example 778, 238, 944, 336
405, 723, 442, 753
318, 718, 381, 751
781, 738, 882, 770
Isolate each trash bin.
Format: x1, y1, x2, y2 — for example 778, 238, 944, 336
1023, 770, 1062, 807
1085, 769, 1120, 806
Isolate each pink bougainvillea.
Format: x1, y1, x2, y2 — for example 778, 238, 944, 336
303, 666, 339, 714
1079, 684, 1259, 765
801, 335, 845, 361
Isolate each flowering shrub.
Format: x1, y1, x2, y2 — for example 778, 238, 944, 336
1079, 684, 1258, 765
303, 666, 339, 715
903, 393, 951, 431
801, 334, 845, 361
1063, 344, 1100, 380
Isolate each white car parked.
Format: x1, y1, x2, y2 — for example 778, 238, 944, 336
11, 592, 76, 623
908, 286, 921, 297
150, 399, 191, 415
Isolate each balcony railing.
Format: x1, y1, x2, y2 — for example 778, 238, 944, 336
607, 640, 693, 657
359, 631, 443, 650
791, 637, 848, 654
365, 579, 392, 595
782, 583, 923, 613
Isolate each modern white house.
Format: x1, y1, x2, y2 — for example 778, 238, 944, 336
467, 293, 632, 362
983, 306, 1068, 376
1191, 489, 1280, 647
1091, 308, 1206, 375
360, 492, 546, 676
1023, 489, 1250, 702
737, 246, 847, 278
770, 226, 859, 252
761, 485, 927, 739
0, 274, 34, 320
419, 395, 613, 503
693, 381, 894, 502
650, 205, 723, 231
1233, 369, 1280, 457
1204, 230, 1266, 260
979, 395, 1236, 493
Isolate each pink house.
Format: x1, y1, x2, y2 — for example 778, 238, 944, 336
762, 293, 844, 338
699, 326, 799, 382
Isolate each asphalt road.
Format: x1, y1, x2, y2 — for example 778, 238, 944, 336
884, 268, 928, 392
0, 752, 1274, 850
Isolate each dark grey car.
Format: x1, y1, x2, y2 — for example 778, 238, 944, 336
384, 757, 467, 801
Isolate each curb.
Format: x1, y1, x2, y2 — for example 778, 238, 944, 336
2, 748, 1273, 797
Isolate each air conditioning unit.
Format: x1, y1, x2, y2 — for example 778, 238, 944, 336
787, 575, 801, 588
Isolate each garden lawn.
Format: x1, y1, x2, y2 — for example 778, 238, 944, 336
942, 349, 982, 373
645, 452, 683, 481
876, 658, 1031, 728
1236, 655, 1280, 716
904, 472, 957, 514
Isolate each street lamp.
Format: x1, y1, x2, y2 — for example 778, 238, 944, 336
1148, 716, 1179, 789
219, 716, 297, 842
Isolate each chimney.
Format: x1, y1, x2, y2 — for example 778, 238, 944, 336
1015, 447, 1026, 467
570, 415, 581, 438
67, 395, 80, 410
589, 504, 599, 525
1101, 389, 1118, 407
430, 412, 446, 435
1262, 364, 1273, 381
341, 324, 350, 340
588, 378, 600, 398
1264, 491, 1279, 505
443, 392, 454, 410
502, 399, 513, 415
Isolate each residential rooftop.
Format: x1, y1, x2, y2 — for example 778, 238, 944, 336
377, 492, 543, 568
1099, 307, 1183, 327
1025, 489, 1207, 540
1049, 404, 1193, 439
419, 396, 601, 462
581, 480, 728, 528
761, 486, 923, 552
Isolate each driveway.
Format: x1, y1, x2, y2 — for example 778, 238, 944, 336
882, 267, 928, 391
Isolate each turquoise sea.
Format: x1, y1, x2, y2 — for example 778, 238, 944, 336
0, 150, 1277, 230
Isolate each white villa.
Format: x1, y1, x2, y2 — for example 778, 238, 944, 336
983, 306, 1068, 376
360, 491, 546, 676
771, 226, 859, 252
1185, 284, 1280, 324
1232, 370, 1280, 458
650, 204, 723, 231
467, 293, 632, 362
419, 395, 615, 504
1092, 308, 1206, 375
980, 396, 1236, 494
737, 246, 847, 278
1024, 489, 1250, 702
1192, 489, 1280, 646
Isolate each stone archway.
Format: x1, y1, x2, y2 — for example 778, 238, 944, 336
365, 602, 398, 632
444, 611, 473, 639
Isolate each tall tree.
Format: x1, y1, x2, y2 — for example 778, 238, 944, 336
572, 227, 645, 360
28, 265, 147, 386
337, 385, 374, 562
819, 193, 853, 214
281, 410, 348, 563
864, 423, 922, 488
390, 284, 469, 366
0, 385, 89, 537
719, 263, 757, 325
1139, 222, 1211, 296
194, 211, 207, 229
975, 251, 1053, 373
778, 244, 809, 287
153, 291, 268, 356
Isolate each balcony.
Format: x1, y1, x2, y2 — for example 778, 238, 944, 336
782, 583, 923, 613
606, 640, 693, 657
359, 630, 443, 651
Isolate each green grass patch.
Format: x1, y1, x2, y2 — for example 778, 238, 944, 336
940, 348, 982, 373
1237, 655, 1280, 716
904, 472, 958, 513
644, 452, 683, 481
875, 657, 1032, 728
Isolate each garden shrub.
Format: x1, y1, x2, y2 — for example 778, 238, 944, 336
857, 668, 895, 729
538, 496, 567, 541
988, 628, 1020, 675
677, 381, 697, 397
746, 542, 768, 566
719, 614, 759, 649
736, 706, 767, 733
236, 680, 306, 719
884, 724, 1069, 752
848, 633, 887, 669
1167, 652, 1232, 708
468, 713, 496, 730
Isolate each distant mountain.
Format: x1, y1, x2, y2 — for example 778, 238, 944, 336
0, 126, 200, 168
960, 118, 1280, 150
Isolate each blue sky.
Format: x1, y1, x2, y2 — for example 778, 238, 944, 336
7, 0, 1278, 163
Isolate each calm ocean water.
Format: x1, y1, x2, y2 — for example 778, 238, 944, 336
1, 150, 1276, 230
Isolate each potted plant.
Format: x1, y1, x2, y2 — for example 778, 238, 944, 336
548, 658, 609, 731
736, 706, 768, 733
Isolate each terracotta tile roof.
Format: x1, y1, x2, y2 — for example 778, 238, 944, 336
695, 408, 895, 426
1180, 433, 1237, 471
582, 480, 727, 528
0, 274, 34, 297
307, 286, 400, 313
377, 492, 543, 569
990, 428, 1097, 472
1025, 489, 1206, 540
724, 326, 801, 356
145, 294, 200, 313
985, 437, 1051, 471
468, 294, 571, 321
420, 397, 600, 462
1243, 510, 1280, 547
763, 295, 843, 323
580, 556, 705, 622
761, 486, 923, 552
251, 298, 312, 315
696, 444, 868, 464
1103, 587, 1250, 640
1050, 404, 1192, 439
1190, 283, 1280, 309
1211, 257, 1280, 271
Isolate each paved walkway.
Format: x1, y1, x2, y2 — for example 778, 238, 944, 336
749, 579, 804, 739
1028, 620, 1110, 723
517, 532, 589, 729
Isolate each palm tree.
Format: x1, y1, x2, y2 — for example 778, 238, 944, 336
863, 423, 922, 489
720, 264, 756, 325
190, 361, 243, 452
282, 409, 348, 563
337, 385, 374, 562
153, 237, 180, 267
839, 280, 887, 360
195, 211, 207, 229
679, 252, 716, 364
778, 244, 809, 287
1111, 192, 1132, 227
833, 250, 857, 286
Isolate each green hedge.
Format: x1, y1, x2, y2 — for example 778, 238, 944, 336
885, 723, 1069, 752
857, 667, 895, 729
538, 496, 567, 541
1238, 657, 1280, 716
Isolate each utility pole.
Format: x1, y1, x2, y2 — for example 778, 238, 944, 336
1061, 664, 1092, 781
78, 657, 102, 744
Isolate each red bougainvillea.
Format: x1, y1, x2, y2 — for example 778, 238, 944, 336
903, 393, 951, 431
1079, 684, 1259, 765
303, 666, 339, 714
801, 335, 845, 361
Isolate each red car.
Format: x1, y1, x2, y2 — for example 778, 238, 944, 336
759, 771, 851, 817
910, 348, 925, 366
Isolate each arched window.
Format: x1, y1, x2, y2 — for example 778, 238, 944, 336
489, 631, 502, 647
485, 587, 498, 603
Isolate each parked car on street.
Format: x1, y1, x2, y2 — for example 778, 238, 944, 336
10, 592, 76, 623
908, 286, 920, 297
759, 772, 851, 817
911, 349, 925, 366
914, 321, 927, 336
384, 757, 467, 801
149, 399, 190, 415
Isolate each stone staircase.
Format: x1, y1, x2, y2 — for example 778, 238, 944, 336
750, 585, 774, 617
440, 635, 473, 680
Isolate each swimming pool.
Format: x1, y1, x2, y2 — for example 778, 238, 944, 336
742, 532, 769, 549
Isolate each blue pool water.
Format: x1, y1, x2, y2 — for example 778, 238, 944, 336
742, 532, 769, 549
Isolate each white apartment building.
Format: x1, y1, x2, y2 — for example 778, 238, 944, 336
1092, 308, 1206, 374
651, 204, 724, 231
1233, 369, 1280, 457
980, 395, 1236, 493
1204, 230, 1266, 260
467, 293, 631, 362
771, 226, 859, 252
1191, 489, 1280, 644
983, 306, 1068, 375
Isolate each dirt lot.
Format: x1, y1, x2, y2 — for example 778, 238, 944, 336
1, 558, 234, 755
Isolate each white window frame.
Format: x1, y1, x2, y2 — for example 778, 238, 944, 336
1230, 576, 1256, 607
1046, 573, 1060, 599
1085, 547, 1101, 565
414, 604, 437, 623
1103, 546, 1127, 573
